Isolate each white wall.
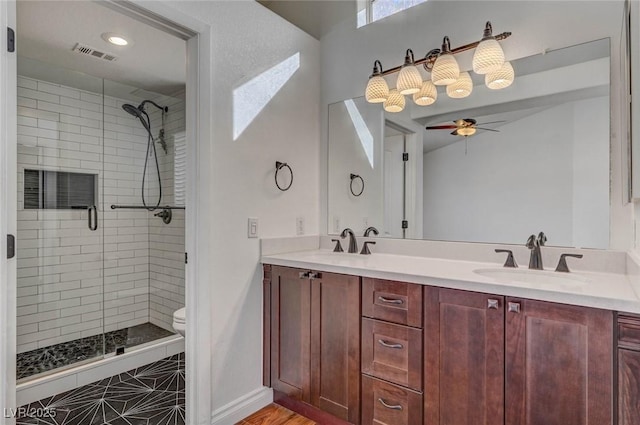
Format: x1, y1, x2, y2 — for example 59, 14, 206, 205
423, 97, 609, 248
159, 0, 321, 416
320, 0, 632, 249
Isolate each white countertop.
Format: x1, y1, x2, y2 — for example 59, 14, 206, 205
262, 249, 640, 314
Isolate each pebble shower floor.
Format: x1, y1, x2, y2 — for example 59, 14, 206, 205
16, 353, 185, 425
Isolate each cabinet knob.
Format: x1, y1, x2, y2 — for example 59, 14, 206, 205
378, 339, 403, 349
378, 398, 403, 410
308, 272, 322, 280
508, 302, 521, 313
487, 299, 499, 310
378, 296, 403, 305
299, 271, 310, 279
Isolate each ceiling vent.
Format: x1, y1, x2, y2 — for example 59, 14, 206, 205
72, 43, 118, 62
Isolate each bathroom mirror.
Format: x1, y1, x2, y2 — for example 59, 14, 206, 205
327, 38, 610, 249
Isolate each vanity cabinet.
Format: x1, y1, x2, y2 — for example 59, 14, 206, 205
265, 265, 360, 423
618, 314, 640, 425
424, 288, 613, 425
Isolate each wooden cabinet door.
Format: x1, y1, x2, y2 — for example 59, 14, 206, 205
619, 349, 640, 425
505, 298, 613, 425
310, 272, 360, 424
424, 287, 505, 425
270, 266, 311, 402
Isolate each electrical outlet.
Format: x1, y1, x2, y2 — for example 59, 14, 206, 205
248, 217, 259, 238
333, 216, 340, 233
296, 217, 304, 235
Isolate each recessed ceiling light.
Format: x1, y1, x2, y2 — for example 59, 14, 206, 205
101, 32, 129, 46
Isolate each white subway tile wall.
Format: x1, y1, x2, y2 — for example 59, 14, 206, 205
16, 75, 185, 353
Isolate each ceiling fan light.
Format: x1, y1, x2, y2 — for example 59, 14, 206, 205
431, 53, 460, 86
457, 127, 476, 137
384, 89, 405, 113
446, 72, 473, 98
397, 65, 423, 95
365, 75, 390, 103
413, 80, 438, 106
473, 38, 505, 74
485, 61, 514, 89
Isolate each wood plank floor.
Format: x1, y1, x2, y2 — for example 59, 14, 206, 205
237, 404, 316, 425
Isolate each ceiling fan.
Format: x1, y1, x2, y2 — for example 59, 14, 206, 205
425, 118, 505, 136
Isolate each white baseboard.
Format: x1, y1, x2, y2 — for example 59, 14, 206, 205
211, 387, 273, 425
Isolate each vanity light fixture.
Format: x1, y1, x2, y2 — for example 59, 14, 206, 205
102, 32, 130, 46
364, 21, 512, 112
365, 60, 389, 103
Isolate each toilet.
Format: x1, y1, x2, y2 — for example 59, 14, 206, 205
172, 307, 186, 337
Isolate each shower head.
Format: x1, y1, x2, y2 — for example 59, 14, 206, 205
122, 103, 144, 119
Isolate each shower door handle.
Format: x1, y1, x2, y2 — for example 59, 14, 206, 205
88, 206, 98, 231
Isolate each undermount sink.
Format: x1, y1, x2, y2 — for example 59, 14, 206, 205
474, 268, 589, 287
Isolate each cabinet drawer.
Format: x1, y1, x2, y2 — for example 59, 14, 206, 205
619, 314, 640, 350
362, 375, 422, 425
362, 278, 423, 327
362, 318, 423, 390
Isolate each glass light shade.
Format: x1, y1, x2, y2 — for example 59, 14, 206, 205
472, 38, 505, 74
485, 61, 514, 89
431, 53, 460, 86
413, 80, 437, 106
397, 65, 423, 95
383, 89, 405, 113
365, 75, 389, 103
446, 72, 473, 99
457, 127, 476, 137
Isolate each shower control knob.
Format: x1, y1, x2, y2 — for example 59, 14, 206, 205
154, 208, 172, 224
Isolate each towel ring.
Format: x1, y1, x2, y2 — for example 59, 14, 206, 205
350, 173, 364, 197
275, 161, 293, 191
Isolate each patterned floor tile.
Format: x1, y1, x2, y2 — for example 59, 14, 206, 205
16, 353, 185, 425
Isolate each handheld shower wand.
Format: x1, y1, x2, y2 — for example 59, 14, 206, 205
122, 100, 169, 210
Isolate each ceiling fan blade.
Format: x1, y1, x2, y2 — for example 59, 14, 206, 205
426, 125, 458, 130
476, 120, 506, 125
475, 127, 500, 132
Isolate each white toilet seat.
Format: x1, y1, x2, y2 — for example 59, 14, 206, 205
172, 307, 186, 336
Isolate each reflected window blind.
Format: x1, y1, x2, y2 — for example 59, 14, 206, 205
174, 132, 187, 207
24, 169, 97, 209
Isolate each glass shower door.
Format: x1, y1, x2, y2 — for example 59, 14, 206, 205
16, 58, 105, 380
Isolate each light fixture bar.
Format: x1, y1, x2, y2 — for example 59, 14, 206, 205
378, 31, 512, 77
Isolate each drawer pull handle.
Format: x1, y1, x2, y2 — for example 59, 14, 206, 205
378, 296, 403, 305
508, 302, 521, 313
487, 299, 499, 310
378, 339, 403, 349
378, 398, 403, 410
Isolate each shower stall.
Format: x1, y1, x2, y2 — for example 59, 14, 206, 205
15, 57, 186, 381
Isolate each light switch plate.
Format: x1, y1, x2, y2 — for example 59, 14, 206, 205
248, 217, 259, 238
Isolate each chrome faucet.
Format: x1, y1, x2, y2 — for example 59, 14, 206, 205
363, 226, 379, 237
526, 232, 546, 270
340, 228, 358, 253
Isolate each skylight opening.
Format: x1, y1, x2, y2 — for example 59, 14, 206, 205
357, 0, 429, 28
233, 52, 300, 140
344, 99, 374, 168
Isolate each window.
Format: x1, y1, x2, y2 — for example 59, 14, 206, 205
357, 0, 429, 28
173, 131, 187, 207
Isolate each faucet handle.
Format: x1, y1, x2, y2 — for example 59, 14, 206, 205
555, 253, 583, 273
360, 241, 376, 255
495, 249, 518, 268
331, 239, 344, 253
